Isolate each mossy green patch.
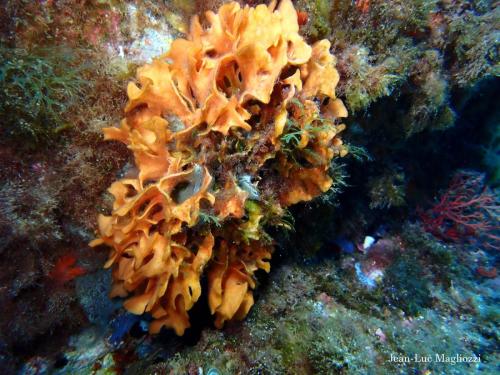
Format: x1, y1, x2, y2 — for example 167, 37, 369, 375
0, 46, 88, 146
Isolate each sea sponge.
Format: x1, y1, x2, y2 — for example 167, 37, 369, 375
207, 240, 272, 329
92, 0, 347, 335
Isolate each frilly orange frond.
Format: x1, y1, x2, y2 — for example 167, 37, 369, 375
208, 240, 271, 328
92, 0, 347, 335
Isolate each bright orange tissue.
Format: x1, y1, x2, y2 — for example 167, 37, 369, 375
91, 0, 347, 335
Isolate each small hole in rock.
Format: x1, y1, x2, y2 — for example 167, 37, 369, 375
54, 355, 68, 369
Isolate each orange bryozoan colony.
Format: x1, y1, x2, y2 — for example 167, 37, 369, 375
91, 0, 348, 335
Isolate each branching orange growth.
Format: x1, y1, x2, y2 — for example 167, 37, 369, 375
91, 0, 347, 335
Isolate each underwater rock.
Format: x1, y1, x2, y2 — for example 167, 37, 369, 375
355, 262, 382, 289
355, 237, 400, 288
52, 328, 110, 375
18, 357, 50, 375
1, 0, 499, 374
75, 270, 119, 327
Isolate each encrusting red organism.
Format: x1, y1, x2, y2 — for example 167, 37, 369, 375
476, 266, 497, 278
49, 254, 86, 285
355, 0, 370, 14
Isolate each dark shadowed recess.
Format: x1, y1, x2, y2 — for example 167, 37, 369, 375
284, 77, 499, 255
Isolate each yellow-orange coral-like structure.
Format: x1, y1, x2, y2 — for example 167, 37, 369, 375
91, 0, 347, 335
